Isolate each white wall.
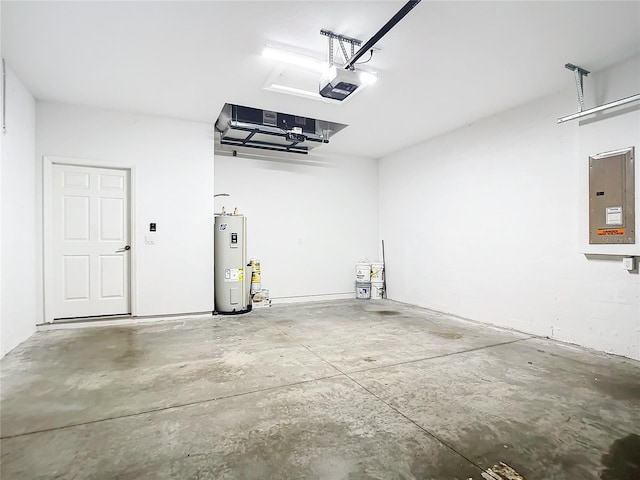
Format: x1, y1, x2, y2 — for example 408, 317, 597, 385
578, 57, 640, 255
36, 102, 215, 319
379, 57, 640, 360
1, 67, 38, 356
214, 151, 378, 301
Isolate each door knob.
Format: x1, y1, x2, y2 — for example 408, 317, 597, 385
115, 245, 131, 253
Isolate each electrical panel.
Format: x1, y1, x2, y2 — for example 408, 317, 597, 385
589, 147, 635, 244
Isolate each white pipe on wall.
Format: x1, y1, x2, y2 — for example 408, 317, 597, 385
557, 93, 640, 123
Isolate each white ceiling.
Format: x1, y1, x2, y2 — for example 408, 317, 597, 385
2, 1, 639, 159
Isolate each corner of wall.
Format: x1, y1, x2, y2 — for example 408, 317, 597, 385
376, 59, 640, 361
1, 66, 38, 357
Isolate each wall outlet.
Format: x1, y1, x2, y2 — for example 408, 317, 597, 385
622, 257, 635, 271
145, 234, 156, 245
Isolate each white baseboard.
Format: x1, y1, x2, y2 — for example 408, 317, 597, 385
36, 311, 212, 331
36, 294, 359, 330
270, 292, 354, 305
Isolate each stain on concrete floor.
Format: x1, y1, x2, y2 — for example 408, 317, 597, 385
591, 375, 640, 401
371, 310, 399, 316
112, 328, 144, 367
435, 331, 464, 340
600, 433, 640, 480
1, 299, 639, 479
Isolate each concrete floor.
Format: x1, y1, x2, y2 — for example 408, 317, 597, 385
1, 300, 639, 479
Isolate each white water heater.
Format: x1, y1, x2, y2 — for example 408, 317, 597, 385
214, 214, 252, 314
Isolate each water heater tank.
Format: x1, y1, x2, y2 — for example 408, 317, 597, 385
214, 214, 252, 314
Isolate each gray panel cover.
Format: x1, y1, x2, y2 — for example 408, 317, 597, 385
589, 147, 635, 244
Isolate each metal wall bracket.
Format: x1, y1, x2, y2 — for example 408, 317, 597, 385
565, 63, 590, 112
558, 62, 640, 124
320, 29, 362, 69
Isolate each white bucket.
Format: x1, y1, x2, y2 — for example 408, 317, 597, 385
355, 263, 371, 282
371, 262, 384, 281
371, 281, 384, 299
355, 281, 371, 299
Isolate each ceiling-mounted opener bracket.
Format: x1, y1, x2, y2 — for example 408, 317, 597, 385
320, 29, 362, 70
565, 63, 590, 112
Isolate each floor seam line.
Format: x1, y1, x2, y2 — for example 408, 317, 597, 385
269, 321, 488, 475
344, 336, 536, 375
0, 373, 344, 440
271, 323, 533, 375
5, 328, 535, 441
342, 371, 488, 476
267, 321, 349, 377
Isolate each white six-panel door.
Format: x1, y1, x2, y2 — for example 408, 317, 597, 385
52, 164, 130, 319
